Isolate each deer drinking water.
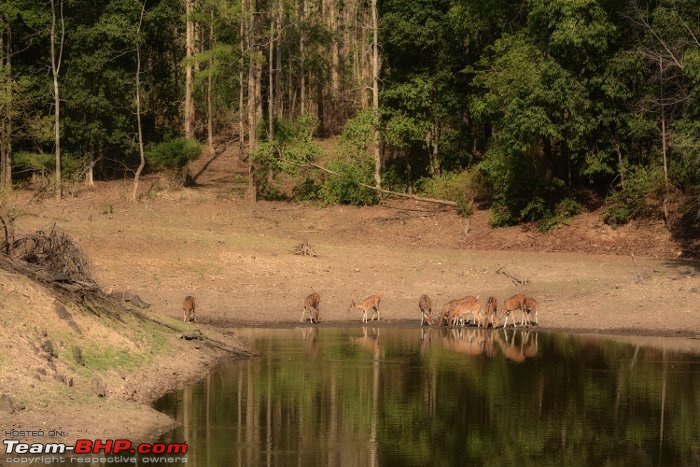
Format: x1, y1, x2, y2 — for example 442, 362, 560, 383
301, 292, 321, 323
419, 294, 433, 326
440, 295, 479, 326
183, 295, 196, 322
523, 297, 538, 326
348, 294, 383, 323
499, 293, 527, 328
449, 296, 482, 327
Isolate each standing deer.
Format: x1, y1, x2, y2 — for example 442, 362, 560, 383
348, 294, 383, 322
499, 293, 527, 328
440, 295, 479, 326
449, 296, 481, 327
301, 292, 321, 323
523, 297, 539, 326
183, 295, 196, 322
419, 294, 433, 326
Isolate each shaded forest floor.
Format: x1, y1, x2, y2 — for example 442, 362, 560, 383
4, 141, 700, 338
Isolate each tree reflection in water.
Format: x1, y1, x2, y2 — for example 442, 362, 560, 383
157, 328, 700, 467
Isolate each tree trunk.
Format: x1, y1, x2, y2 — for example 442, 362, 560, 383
615, 136, 625, 189
239, 0, 246, 158
299, 0, 306, 114
50, 0, 65, 200
247, 0, 258, 202
371, 0, 381, 188
659, 57, 669, 225
275, 0, 283, 118
184, 0, 196, 139
132, 2, 147, 202
207, 7, 215, 155
268, 3, 275, 140
0, 23, 12, 190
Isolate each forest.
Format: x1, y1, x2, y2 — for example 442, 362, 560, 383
0, 0, 698, 235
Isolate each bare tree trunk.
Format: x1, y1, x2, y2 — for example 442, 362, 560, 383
299, 0, 306, 115
85, 144, 95, 188
239, 0, 246, 158
659, 57, 669, 225
0, 23, 12, 190
268, 3, 275, 140
184, 0, 196, 139
207, 6, 214, 155
50, 0, 65, 200
615, 136, 625, 189
247, 0, 258, 202
275, 0, 283, 118
360, 7, 368, 109
371, 0, 381, 188
132, 2, 147, 202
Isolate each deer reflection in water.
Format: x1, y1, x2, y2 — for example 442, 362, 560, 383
440, 328, 539, 362
350, 327, 385, 360
299, 326, 320, 358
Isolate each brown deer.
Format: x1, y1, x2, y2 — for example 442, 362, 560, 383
499, 293, 527, 328
419, 294, 433, 326
523, 297, 539, 326
440, 295, 479, 326
348, 294, 383, 322
482, 296, 498, 328
183, 295, 196, 322
449, 296, 481, 327
301, 292, 321, 323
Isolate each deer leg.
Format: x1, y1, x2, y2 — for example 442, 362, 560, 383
301, 308, 308, 322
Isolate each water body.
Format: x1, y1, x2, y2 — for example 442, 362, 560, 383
155, 327, 700, 467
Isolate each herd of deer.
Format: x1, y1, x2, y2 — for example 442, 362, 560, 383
299, 292, 539, 328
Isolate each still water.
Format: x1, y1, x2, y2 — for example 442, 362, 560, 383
155, 327, 700, 467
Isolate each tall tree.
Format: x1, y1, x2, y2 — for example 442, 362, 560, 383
50, 0, 65, 199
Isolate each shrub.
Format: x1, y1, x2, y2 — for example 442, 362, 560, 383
418, 169, 488, 217
146, 138, 202, 170
603, 165, 665, 225
318, 159, 378, 206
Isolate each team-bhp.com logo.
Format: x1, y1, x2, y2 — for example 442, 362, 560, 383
5, 439, 188, 455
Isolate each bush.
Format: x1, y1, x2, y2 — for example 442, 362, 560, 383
603, 165, 665, 225
318, 159, 378, 206
418, 169, 488, 217
146, 138, 202, 170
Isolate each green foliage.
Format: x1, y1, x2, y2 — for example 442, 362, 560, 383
418, 170, 485, 216
146, 138, 202, 170
317, 159, 378, 206
603, 165, 666, 225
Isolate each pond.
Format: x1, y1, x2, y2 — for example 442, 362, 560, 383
155, 327, 700, 467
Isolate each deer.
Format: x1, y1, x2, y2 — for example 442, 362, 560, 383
499, 293, 527, 328
449, 296, 481, 327
348, 294, 383, 322
419, 294, 433, 326
482, 296, 498, 328
440, 295, 479, 326
523, 297, 539, 326
301, 292, 321, 323
183, 295, 196, 322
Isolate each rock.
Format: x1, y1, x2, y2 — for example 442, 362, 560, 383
72, 346, 85, 366
90, 377, 107, 398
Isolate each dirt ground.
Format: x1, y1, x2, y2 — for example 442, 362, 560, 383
1, 141, 699, 447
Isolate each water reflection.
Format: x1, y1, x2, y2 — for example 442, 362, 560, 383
156, 328, 700, 467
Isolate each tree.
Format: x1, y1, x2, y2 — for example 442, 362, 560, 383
50, 0, 65, 199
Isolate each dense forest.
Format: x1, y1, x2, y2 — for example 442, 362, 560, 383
0, 0, 698, 234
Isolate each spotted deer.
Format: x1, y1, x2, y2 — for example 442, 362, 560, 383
419, 294, 433, 326
449, 296, 481, 327
348, 294, 383, 322
499, 293, 527, 328
183, 295, 196, 322
301, 292, 321, 323
523, 297, 538, 326
482, 296, 498, 328
440, 295, 479, 326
